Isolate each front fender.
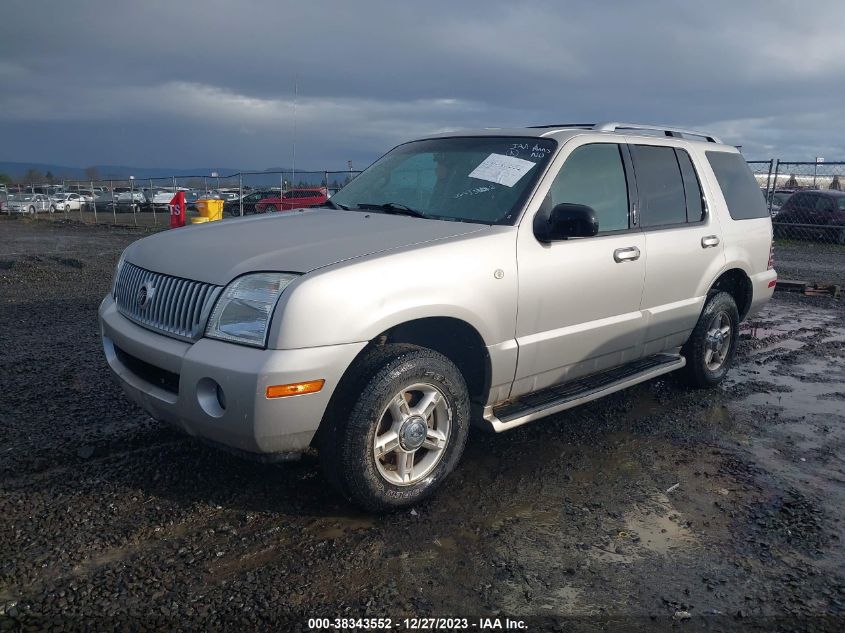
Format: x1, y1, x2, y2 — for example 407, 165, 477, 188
267, 227, 519, 350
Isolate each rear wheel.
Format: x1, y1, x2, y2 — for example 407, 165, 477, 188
319, 344, 470, 512
681, 291, 739, 388
28, 206, 35, 215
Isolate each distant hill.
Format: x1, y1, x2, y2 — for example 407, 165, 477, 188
0, 161, 315, 182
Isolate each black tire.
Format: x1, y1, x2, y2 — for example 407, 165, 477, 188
681, 291, 740, 388
319, 344, 470, 512
28, 206, 35, 215
49, 205, 55, 214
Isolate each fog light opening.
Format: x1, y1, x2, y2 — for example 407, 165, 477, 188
197, 377, 226, 418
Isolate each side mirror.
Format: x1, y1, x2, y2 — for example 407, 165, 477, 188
536, 203, 599, 241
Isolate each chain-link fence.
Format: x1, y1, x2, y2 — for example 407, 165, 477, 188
749, 159, 845, 287
1, 169, 360, 228
3, 158, 843, 287
761, 160, 845, 246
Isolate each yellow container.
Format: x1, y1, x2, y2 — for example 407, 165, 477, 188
190, 216, 210, 224
195, 199, 224, 221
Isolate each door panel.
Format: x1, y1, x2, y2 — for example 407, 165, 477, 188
630, 143, 726, 352
514, 232, 646, 396
640, 226, 724, 353
513, 141, 646, 398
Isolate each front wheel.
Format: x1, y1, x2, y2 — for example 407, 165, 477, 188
681, 291, 739, 388
319, 344, 470, 512
28, 206, 35, 215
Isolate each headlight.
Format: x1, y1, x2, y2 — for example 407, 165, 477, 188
205, 272, 298, 347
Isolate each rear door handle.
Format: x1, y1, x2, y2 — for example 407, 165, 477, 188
613, 246, 641, 263
701, 235, 720, 248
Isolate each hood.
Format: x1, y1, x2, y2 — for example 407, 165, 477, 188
124, 207, 487, 285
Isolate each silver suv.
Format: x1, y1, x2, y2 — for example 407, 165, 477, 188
99, 122, 776, 511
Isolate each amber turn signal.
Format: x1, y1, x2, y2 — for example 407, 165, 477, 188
266, 379, 325, 399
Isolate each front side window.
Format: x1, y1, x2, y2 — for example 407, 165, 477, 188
631, 145, 687, 227
545, 143, 629, 232
330, 136, 557, 225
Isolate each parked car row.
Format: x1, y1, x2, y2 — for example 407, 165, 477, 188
2, 186, 330, 216
224, 188, 329, 216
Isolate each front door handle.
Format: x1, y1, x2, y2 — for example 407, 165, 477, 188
613, 246, 641, 263
701, 235, 720, 248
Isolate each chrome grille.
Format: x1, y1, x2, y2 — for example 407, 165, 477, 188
114, 262, 222, 341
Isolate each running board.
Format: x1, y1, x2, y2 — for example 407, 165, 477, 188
483, 354, 685, 432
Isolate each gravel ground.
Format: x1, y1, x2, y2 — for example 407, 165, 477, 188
23, 207, 250, 230
1, 216, 844, 632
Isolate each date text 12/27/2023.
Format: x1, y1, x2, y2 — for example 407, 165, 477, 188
306, 617, 528, 630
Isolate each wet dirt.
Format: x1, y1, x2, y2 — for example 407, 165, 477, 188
1, 217, 844, 631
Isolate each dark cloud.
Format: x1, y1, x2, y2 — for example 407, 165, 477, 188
1, 0, 843, 170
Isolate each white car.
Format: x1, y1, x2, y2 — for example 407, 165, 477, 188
150, 190, 179, 209
115, 190, 146, 205
51, 192, 85, 212
5, 193, 53, 214
77, 190, 96, 204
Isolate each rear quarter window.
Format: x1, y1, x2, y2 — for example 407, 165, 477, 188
706, 151, 769, 220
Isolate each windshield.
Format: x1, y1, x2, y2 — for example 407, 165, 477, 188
331, 136, 557, 224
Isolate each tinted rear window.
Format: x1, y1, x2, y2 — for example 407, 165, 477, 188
706, 151, 769, 220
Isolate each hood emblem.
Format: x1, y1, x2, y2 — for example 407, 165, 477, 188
138, 282, 155, 309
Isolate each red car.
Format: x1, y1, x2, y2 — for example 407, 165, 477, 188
256, 187, 328, 212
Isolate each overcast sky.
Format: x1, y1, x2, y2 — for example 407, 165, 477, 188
1, 0, 843, 171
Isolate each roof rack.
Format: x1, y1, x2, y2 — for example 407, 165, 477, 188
593, 122, 722, 144
527, 123, 596, 129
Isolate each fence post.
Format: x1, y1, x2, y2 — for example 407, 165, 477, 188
768, 160, 780, 215
130, 177, 137, 227
110, 180, 116, 224
91, 179, 98, 223
239, 173, 243, 217
764, 159, 774, 203
150, 178, 157, 226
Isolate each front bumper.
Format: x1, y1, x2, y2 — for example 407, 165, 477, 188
99, 295, 366, 455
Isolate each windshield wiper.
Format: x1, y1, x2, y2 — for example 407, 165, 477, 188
324, 199, 349, 210
356, 202, 429, 219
